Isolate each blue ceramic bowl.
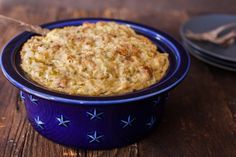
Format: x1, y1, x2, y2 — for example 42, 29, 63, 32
0, 18, 190, 149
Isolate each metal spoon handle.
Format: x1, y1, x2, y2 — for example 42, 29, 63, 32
0, 14, 49, 36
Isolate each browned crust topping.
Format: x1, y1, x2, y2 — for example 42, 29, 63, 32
20, 22, 169, 96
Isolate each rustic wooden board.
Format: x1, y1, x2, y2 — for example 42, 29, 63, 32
0, 2, 235, 157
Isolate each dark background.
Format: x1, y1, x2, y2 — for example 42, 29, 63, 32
1, 0, 236, 13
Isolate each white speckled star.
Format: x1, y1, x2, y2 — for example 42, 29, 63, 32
86, 109, 103, 120
34, 116, 44, 129
56, 115, 70, 127
146, 116, 156, 128
29, 95, 38, 105
121, 115, 135, 128
87, 131, 104, 143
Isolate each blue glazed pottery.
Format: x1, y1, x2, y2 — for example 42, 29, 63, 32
0, 18, 190, 149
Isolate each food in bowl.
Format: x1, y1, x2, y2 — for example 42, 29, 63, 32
20, 22, 169, 96
1, 18, 190, 149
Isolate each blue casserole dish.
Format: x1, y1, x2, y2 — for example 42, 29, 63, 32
0, 18, 190, 149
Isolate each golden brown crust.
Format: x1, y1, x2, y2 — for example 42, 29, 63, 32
20, 22, 169, 96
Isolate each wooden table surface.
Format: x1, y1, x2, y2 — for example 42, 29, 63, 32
0, 0, 236, 157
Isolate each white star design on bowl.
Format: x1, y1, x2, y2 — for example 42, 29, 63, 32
87, 131, 104, 143
152, 97, 161, 106
86, 109, 103, 120
146, 116, 156, 128
34, 116, 44, 129
56, 115, 70, 127
121, 115, 135, 128
20, 91, 25, 101
29, 95, 38, 105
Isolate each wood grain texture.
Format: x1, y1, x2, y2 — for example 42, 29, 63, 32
0, 1, 236, 157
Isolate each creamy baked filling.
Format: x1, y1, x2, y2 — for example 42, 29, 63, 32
20, 22, 169, 96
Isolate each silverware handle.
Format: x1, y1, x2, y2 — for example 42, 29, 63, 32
0, 14, 49, 36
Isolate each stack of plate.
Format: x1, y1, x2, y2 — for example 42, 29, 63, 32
180, 14, 236, 71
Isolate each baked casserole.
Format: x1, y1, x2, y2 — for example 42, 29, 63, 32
20, 22, 169, 96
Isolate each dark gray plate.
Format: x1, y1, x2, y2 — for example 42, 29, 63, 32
180, 14, 236, 62
186, 42, 236, 67
183, 42, 236, 72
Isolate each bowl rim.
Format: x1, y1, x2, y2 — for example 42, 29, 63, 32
0, 18, 190, 105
